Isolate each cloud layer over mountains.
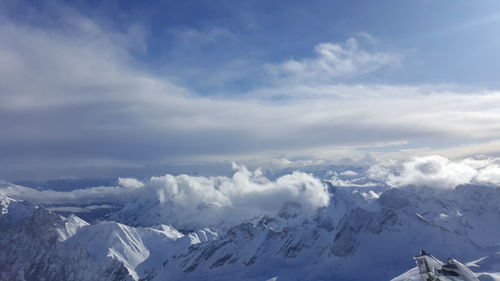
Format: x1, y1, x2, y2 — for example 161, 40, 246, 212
2, 155, 500, 228
2, 163, 329, 227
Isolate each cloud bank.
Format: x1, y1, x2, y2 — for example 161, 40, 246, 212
364, 155, 500, 189
3, 155, 500, 228
1, 9, 500, 180
140, 163, 329, 227
1, 164, 329, 228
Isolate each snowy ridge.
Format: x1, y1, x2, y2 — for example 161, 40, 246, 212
67, 221, 215, 280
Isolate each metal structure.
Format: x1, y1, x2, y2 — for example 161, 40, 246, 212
414, 250, 479, 281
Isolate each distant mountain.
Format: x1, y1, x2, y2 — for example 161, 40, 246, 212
14, 178, 118, 191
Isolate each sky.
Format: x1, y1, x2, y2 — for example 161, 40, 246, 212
1, 0, 500, 180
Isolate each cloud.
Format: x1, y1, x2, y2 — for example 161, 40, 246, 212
169, 26, 235, 49
476, 164, 500, 185
266, 37, 400, 84
118, 178, 144, 189
141, 163, 329, 228
0, 184, 138, 205
3, 155, 500, 228
386, 155, 478, 189
1, 164, 330, 228
364, 155, 500, 189
1, 12, 500, 180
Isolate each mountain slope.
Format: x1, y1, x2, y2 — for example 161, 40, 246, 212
67, 221, 218, 280
0, 193, 133, 281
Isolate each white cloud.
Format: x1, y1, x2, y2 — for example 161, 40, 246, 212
4, 155, 500, 228
387, 155, 478, 189
140, 163, 329, 227
1, 164, 329, 228
366, 155, 500, 189
118, 178, 144, 189
476, 164, 500, 185
0, 184, 138, 205
266, 37, 400, 83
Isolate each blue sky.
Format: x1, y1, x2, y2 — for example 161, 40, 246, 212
1, 0, 500, 180
7, 0, 500, 90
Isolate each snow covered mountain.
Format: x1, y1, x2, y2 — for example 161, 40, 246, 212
0, 193, 132, 281
0, 191, 220, 281
138, 183, 500, 281
2, 157, 500, 281
67, 222, 218, 280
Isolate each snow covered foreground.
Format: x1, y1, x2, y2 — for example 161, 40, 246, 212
3, 174, 500, 280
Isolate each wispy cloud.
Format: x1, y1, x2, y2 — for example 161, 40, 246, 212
169, 26, 235, 49
266, 37, 400, 84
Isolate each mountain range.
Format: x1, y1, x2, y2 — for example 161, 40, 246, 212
1, 164, 500, 281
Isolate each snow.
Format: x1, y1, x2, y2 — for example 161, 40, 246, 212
0, 193, 133, 281
390, 267, 420, 281
56, 214, 90, 241
3, 175, 500, 281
